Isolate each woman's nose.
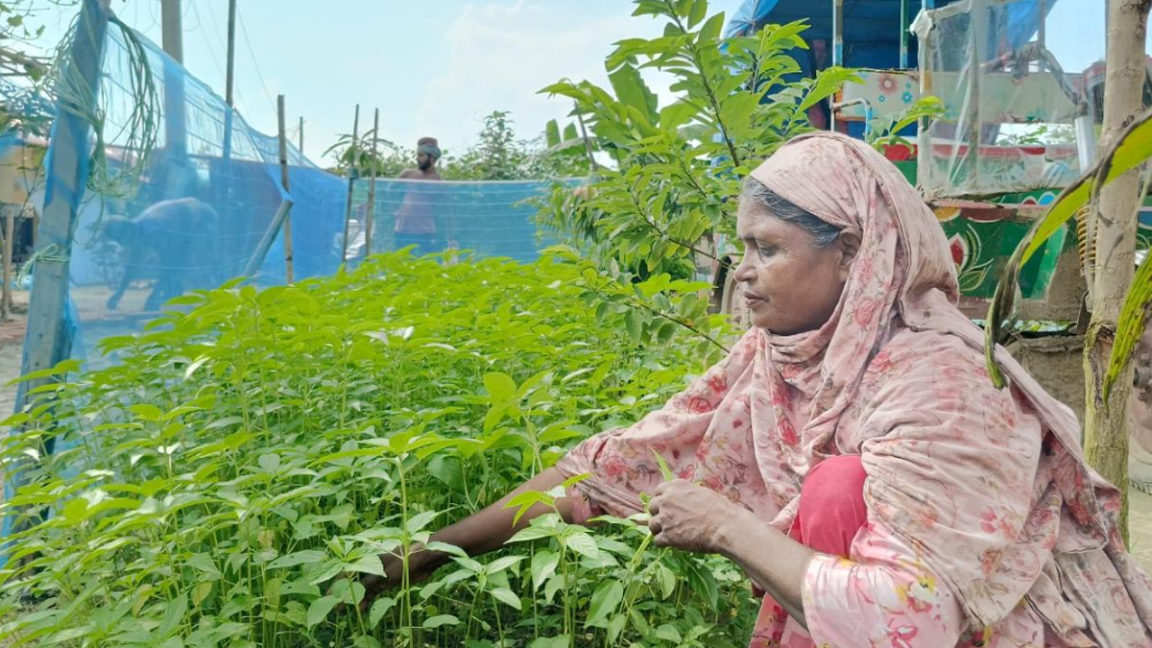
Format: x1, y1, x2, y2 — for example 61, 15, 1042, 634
732, 254, 753, 283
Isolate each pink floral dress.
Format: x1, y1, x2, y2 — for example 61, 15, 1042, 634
556, 133, 1152, 647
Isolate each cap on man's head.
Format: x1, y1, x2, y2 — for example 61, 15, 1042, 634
416, 136, 441, 159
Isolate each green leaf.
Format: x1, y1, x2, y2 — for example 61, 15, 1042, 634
655, 623, 683, 643
405, 510, 439, 535
585, 580, 624, 626
484, 372, 518, 403
530, 550, 559, 590
423, 614, 461, 629
687, 0, 707, 28
684, 559, 719, 608
545, 119, 562, 147
186, 553, 222, 579
489, 587, 522, 610
306, 595, 338, 628
797, 66, 860, 114
129, 403, 164, 421
486, 555, 525, 574
157, 592, 187, 637
354, 636, 382, 648
697, 11, 725, 43
625, 309, 643, 343
986, 107, 1152, 386
609, 63, 658, 124
368, 596, 396, 628
651, 449, 676, 482
1105, 250, 1152, 398
268, 550, 326, 569
344, 553, 385, 577
565, 531, 602, 561
656, 563, 676, 599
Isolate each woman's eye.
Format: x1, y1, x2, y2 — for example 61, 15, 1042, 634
757, 246, 774, 257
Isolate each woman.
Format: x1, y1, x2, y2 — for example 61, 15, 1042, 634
366, 133, 1152, 646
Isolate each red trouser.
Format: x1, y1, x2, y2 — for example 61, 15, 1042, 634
752, 455, 868, 603
790, 454, 869, 555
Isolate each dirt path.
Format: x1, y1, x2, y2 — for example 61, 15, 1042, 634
0, 291, 28, 425
1128, 448, 1152, 572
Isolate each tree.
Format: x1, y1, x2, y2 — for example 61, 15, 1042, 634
324, 110, 591, 181
0, 1, 76, 135
1083, 0, 1152, 537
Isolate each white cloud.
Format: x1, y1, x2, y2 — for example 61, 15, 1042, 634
415, 0, 673, 152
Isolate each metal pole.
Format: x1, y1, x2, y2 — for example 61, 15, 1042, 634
916, 0, 936, 190
220, 0, 238, 278
832, 0, 844, 67
831, 0, 844, 130
340, 104, 360, 263
900, 0, 909, 69
160, 0, 187, 196
363, 108, 379, 258
1037, 0, 1046, 50
278, 95, 294, 284
298, 116, 304, 155
225, 0, 236, 107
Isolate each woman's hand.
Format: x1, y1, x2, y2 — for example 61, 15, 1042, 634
647, 479, 739, 553
360, 545, 436, 606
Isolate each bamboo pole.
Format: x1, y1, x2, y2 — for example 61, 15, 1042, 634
277, 95, 294, 284
364, 108, 379, 258
340, 104, 360, 262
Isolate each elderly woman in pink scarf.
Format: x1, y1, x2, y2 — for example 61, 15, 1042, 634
367, 133, 1152, 647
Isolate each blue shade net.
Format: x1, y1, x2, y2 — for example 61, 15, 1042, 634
34, 12, 560, 372
339, 179, 559, 267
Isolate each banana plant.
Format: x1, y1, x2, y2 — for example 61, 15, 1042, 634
984, 105, 1152, 399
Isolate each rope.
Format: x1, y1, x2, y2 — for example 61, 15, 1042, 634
51, 12, 160, 210
16, 243, 70, 284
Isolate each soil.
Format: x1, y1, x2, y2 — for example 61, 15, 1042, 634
0, 290, 28, 425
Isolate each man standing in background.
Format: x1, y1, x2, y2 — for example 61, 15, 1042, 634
393, 136, 443, 255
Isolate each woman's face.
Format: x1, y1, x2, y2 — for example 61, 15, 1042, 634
733, 201, 857, 335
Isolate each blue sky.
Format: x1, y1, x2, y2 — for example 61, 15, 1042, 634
26, 0, 1129, 166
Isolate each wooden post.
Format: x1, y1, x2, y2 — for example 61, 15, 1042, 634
1083, 0, 1152, 541
363, 108, 379, 258
14, 0, 111, 417
1, 205, 13, 321
277, 95, 294, 284
340, 104, 360, 262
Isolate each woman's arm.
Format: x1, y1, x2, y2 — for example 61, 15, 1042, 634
647, 480, 814, 627
713, 506, 813, 626
422, 466, 576, 566
364, 467, 576, 597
